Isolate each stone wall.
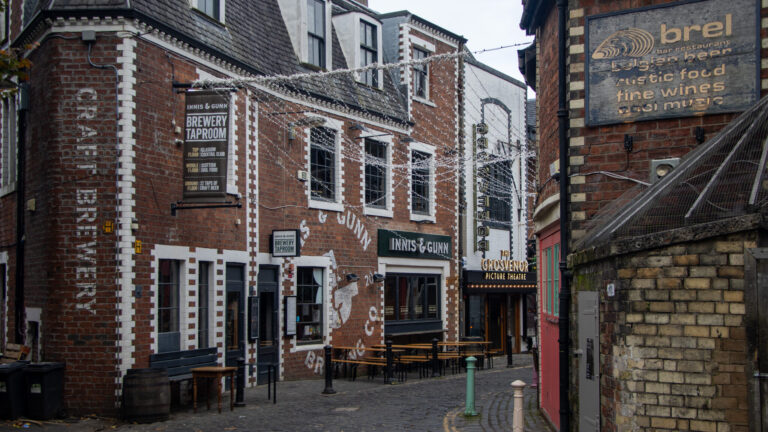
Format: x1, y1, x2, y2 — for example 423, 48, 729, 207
573, 231, 756, 432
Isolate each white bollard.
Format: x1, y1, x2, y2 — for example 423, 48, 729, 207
511, 380, 526, 432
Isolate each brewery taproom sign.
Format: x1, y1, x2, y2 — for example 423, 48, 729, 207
586, 0, 759, 126
271, 230, 301, 257
378, 229, 451, 260
183, 90, 230, 200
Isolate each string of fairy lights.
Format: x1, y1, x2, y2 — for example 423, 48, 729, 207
193, 51, 536, 261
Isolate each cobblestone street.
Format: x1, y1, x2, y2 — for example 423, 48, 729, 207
1, 355, 551, 432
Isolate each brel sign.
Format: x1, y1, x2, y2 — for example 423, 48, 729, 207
586, 0, 759, 126
183, 91, 230, 201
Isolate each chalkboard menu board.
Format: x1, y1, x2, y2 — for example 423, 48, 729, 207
586, 0, 759, 126
183, 90, 230, 200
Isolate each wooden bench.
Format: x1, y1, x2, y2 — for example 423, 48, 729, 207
149, 347, 218, 381
1, 343, 30, 364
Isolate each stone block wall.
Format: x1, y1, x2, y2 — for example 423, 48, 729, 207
575, 232, 757, 432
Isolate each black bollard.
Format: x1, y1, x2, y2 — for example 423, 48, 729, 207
322, 345, 336, 394
431, 338, 440, 377
507, 335, 514, 368
235, 357, 246, 407
385, 340, 394, 384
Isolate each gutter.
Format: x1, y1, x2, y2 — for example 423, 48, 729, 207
556, 0, 572, 431
14, 85, 28, 344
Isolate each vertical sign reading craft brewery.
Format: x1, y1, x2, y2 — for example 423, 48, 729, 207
183, 90, 230, 201
586, 0, 759, 126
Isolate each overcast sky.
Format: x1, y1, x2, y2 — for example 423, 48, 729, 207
367, 0, 533, 85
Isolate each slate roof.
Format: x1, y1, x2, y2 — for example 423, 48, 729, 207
43, 0, 410, 124
577, 95, 768, 250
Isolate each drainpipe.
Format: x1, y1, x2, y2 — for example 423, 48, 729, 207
556, 0, 572, 431
14, 84, 28, 344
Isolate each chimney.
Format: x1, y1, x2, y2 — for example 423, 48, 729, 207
356, 0, 368, 6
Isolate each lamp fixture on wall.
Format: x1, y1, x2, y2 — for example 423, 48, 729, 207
372, 273, 385, 283
346, 273, 359, 282
400, 136, 415, 143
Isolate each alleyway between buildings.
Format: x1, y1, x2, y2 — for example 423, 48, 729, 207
1, 355, 550, 432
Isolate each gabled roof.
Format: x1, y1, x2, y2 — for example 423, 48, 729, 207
577, 96, 768, 251
378, 10, 466, 44
41, 0, 409, 124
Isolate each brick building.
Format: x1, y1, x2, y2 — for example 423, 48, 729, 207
0, 0, 466, 415
520, 0, 768, 430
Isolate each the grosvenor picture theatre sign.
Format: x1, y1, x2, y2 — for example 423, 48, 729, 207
586, 0, 759, 126
183, 90, 230, 201
378, 229, 451, 260
463, 258, 537, 293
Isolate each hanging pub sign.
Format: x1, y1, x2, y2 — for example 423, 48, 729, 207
183, 90, 230, 201
271, 229, 301, 257
585, 0, 759, 126
377, 229, 451, 260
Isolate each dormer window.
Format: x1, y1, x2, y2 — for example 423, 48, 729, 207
194, 0, 224, 22
413, 48, 428, 99
277, 0, 331, 69
360, 20, 378, 87
307, 0, 326, 68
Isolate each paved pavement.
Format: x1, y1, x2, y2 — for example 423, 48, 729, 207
1, 354, 552, 432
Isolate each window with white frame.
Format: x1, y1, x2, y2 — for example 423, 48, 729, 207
296, 267, 324, 345
1, 97, 16, 193
359, 20, 378, 87
413, 47, 429, 99
307, 0, 326, 68
194, 0, 224, 21
411, 150, 431, 215
0, 5, 8, 43
157, 260, 182, 353
198, 261, 212, 349
364, 138, 387, 209
310, 127, 337, 202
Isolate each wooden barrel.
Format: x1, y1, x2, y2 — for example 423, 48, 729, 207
122, 368, 170, 423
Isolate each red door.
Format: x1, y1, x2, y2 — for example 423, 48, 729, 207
539, 225, 560, 430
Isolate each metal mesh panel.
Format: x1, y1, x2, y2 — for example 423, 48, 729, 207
577, 96, 768, 250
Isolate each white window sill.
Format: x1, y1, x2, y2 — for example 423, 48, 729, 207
410, 213, 436, 223
309, 199, 343, 213
414, 97, 436, 107
291, 341, 325, 353
0, 184, 16, 198
364, 206, 393, 218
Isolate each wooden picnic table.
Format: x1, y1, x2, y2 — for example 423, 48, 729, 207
333, 346, 405, 353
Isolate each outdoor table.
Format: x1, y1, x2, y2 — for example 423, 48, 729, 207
191, 366, 237, 414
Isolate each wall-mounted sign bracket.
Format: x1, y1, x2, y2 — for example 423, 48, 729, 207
171, 200, 241, 216
172, 81, 239, 93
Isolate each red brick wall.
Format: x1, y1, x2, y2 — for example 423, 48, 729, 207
260, 28, 460, 379
23, 35, 122, 415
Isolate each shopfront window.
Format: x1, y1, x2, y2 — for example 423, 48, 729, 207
466, 295, 484, 338
158, 259, 181, 352
384, 274, 439, 321
297, 267, 324, 345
